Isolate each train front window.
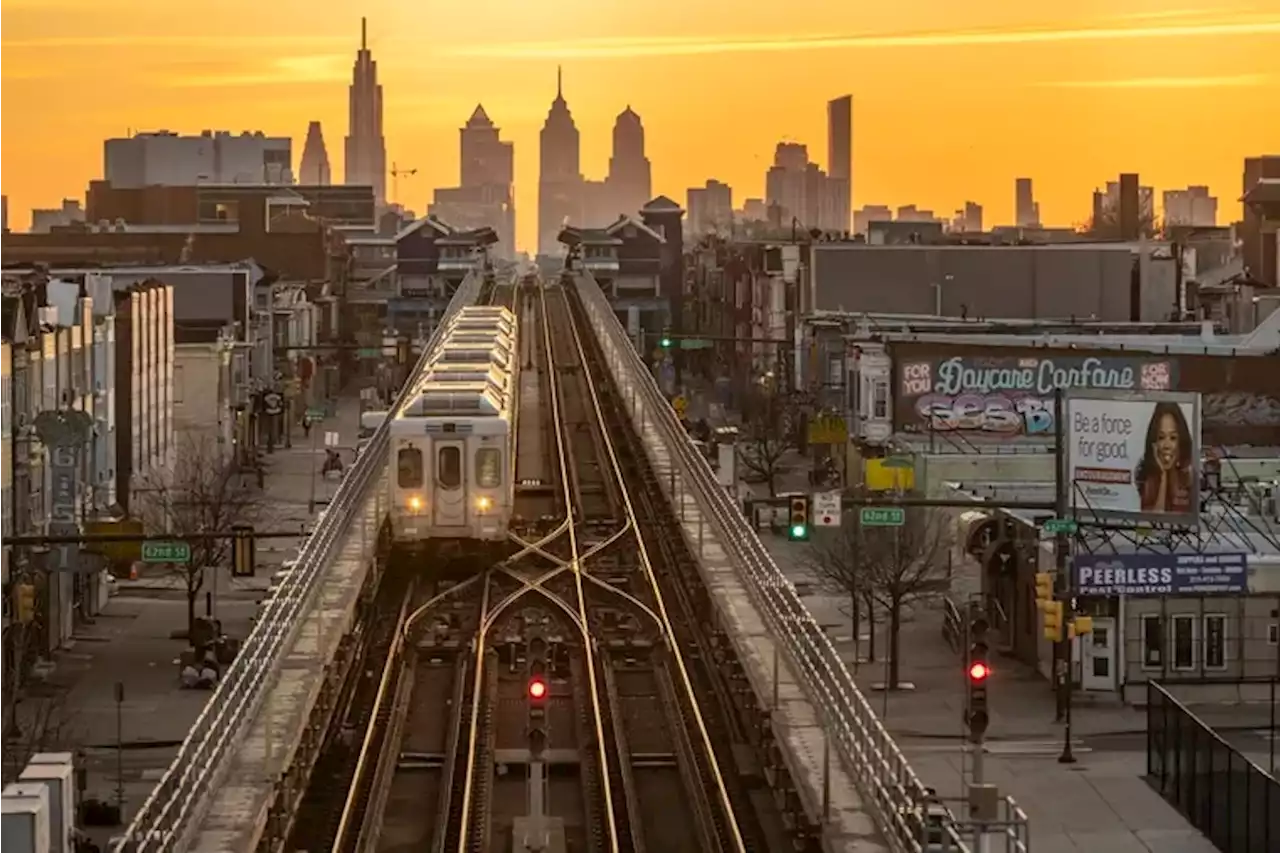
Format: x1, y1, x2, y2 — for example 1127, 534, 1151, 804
397, 447, 423, 489
476, 448, 502, 488
438, 446, 462, 489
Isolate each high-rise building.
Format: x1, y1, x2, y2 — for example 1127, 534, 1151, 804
1162, 186, 1217, 228
1242, 155, 1280, 287
606, 106, 652, 221
299, 121, 332, 185
952, 201, 983, 233
827, 95, 852, 233
1092, 176, 1154, 237
104, 130, 292, 188
687, 180, 733, 236
537, 68, 583, 256
344, 18, 387, 205
430, 105, 516, 257
1014, 178, 1040, 227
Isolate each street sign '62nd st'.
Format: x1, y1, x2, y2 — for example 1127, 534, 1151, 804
860, 507, 905, 527
142, 541, 191, 564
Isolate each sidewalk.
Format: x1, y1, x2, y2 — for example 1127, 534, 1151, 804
759, 530, 1223, 853
2, 393, 367, 841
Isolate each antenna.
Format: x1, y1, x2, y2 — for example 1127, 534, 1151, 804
390, 162, 418, 204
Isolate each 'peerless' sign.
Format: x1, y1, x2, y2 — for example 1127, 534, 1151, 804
895, 353, 1177, 438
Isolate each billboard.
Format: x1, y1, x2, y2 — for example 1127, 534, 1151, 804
1064, 390, 1201, 524
896, 354, 1177, 439
1072, 551, 1247, 596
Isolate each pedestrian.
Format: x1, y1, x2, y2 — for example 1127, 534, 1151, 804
301, 416, 312, 439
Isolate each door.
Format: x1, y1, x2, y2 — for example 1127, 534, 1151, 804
1080, 617, 1117, 692
433, 441, 468, 528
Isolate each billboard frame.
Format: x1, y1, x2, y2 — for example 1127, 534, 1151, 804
1063, 388, 1202, 528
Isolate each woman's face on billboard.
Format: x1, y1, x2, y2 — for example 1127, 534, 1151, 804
1155, 413, 1180, 470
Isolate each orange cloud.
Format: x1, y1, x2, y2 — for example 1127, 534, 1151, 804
1040, 74, 1272, 89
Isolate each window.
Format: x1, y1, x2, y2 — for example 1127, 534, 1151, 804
476, 448, 502, 488
1140, 615, 1164, 669
397, 447, 423, 489
438, 446, 462, 489
1170, 615, 1196, 671
872, 379, 889, 419
1203, 614, 1227, 670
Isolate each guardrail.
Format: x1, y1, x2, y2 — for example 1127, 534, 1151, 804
574, 274, 970, 853
114, 273, 486, 852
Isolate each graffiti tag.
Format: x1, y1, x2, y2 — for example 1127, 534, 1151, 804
915, 393, 1056, 436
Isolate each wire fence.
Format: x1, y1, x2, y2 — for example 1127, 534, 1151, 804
1147, 679, 1278, 853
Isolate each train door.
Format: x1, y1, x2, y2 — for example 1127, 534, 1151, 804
434, 441, 468, 528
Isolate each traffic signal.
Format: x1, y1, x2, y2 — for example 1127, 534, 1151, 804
231, 525, 256, 578
1042, 600, 1065, 643
659, 334, 672, 348
967, 614, 990, 739
14, 583, 36, 624
788, 496, 810, 541
1034, 572, 1054, 607
527, 635, 549, 760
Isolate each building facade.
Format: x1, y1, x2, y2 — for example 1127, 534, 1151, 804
687, 180, 733, 237
105, 130, 293, 188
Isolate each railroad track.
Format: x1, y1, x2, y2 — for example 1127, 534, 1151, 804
318, 276, 802, 853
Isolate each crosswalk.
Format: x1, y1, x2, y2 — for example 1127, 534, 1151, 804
905, 738, 1092, 757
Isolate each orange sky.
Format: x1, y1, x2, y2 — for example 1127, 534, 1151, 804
2, 0, 1278, 251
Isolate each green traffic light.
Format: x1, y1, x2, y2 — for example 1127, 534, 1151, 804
660, 337, 672, 348
790, 524, 808, 539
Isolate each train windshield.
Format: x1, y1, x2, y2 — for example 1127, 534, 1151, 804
397, 447, 423, 488
438, 446, 462, 489
476, 448, 502, 488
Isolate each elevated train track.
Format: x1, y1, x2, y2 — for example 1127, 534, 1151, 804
115, 265, 1000, 853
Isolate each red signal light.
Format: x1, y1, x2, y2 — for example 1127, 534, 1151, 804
968, 662, 990, 682
528, 678, 548, 700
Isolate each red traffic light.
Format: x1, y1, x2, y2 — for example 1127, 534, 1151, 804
528, 677, 548, 700
968, 662, 990, 682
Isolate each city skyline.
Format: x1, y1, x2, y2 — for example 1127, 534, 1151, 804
2, 2, 1277, 250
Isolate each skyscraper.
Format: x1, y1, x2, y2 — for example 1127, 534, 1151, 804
344, 18, 387, 205
429, 105, 516, 256
827, 95, 852, 232
1015, 178, 1039, 227
538, 68, 582, 256
299, 121, 332, 185
606, 106, 652, 220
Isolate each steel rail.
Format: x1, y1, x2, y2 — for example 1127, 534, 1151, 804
332, 584, 417, 849
538, 282, 623, 853
572, 274, 969, 853
563, 284, 749, 853
452, 572, 495, 853
113, 273, 487, 852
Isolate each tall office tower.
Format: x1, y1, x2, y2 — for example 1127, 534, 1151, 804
606, 106, 653, 220
299, 121, 332, 185
1015, 178, 1039, 227
537, 67, 583, 257
344, 17, 387, 205
827, 95, 852, 232
430, 105, 516, 257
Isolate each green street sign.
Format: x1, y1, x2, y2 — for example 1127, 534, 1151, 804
1043, 518, 1079, 535
305, 408, 326, 421
860, 507, 905, 527
357, 347, 382, 359
142, 541, 191, 564
679, 339, 712, 350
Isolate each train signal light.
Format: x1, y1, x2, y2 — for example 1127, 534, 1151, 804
528, 677, 548, 701
231, 525, 256, 578
967, 614, 990, 739
788, 496, 810, 541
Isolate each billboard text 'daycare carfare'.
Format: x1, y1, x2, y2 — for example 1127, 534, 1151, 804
1065, 391, 1201, 524
896, 355, 1177, 438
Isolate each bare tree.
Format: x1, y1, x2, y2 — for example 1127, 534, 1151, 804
1088, 206, 1158, 240
735, 383, 795, 498
134, 433, 263, 634
804, 500, 953, 689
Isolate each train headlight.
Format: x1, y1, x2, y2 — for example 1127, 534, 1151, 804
476, 496, 492, 511
407, 495, 423, 512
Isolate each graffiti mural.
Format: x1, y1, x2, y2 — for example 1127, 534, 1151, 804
897, 355, 1178, 438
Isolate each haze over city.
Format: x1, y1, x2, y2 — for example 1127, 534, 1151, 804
3, 0, 1278, 250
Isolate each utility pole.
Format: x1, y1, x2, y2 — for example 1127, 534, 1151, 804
1053, 388, 1078, 764
33, 409, 96, 643
390, 162, 418, 206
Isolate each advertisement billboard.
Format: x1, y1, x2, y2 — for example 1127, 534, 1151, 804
1065, 390, 1201, 524
896, 354, 1177, 439
1072, 551, 1247, 596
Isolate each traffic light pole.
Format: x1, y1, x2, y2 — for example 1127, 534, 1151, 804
1053, 389, 1078, 764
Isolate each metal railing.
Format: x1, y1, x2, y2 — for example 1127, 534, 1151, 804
574, 274, 980, 853
113, 272, 486, 852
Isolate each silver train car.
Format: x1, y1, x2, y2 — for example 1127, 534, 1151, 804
388, 306, 518, 566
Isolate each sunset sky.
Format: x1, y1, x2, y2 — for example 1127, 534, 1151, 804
2, 0, 1277, 251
